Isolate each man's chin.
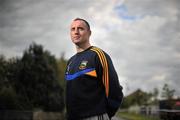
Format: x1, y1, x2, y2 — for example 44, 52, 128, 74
73, 39, 80, 43
74, 43, 81, 46
73, 40, 81, 45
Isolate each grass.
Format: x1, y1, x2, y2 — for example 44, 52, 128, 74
117, 111, 160, 120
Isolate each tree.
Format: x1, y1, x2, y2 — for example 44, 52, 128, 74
56, 52, 67, 90
0, 43, 65, 111
0, 86, 19, 109
151, 87, 159, 104
0, 56, 22, 110
0, 55, 7, 88
121, 89, 152, 108
15, 43, 64, 111
161, 83, 175, 100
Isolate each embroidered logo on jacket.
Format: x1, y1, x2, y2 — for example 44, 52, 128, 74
79, 60, 88, 70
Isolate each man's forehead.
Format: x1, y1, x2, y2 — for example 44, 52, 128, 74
71, 20, 86, 27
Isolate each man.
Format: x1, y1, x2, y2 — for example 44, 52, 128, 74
65, 18, 123, 120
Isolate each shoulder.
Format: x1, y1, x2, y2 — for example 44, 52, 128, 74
67, 54, 76, 64
90, 46, 111, 59
90, 46, 105, 55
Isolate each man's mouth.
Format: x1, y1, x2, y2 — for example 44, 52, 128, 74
74, 36, 80, 39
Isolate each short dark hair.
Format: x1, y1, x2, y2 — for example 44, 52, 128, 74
73, 18, 91, 30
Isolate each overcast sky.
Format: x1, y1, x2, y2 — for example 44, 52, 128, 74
0, 0, 180, 97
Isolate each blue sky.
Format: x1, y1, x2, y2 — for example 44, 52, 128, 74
114, 4, 142, 21
0, 0, 180, 97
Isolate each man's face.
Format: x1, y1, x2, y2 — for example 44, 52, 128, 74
70, 20, 91, 45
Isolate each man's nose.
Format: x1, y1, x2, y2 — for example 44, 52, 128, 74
74, 29, 79, 34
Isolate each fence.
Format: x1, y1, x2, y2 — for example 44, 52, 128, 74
119, 107, 180, 120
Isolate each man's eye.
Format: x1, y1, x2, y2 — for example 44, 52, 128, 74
71, 28, 75, 31
79, 28, 84, 31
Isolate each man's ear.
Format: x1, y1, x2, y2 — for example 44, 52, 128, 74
89, 30, 91, 36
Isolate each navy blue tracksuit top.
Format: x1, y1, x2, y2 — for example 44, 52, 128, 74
65, 46, 123, 120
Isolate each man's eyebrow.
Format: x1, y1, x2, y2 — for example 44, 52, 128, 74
71, 26, 84, 29
77, 26, 84, 29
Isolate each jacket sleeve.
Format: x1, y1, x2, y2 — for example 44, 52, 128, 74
91, 47, 123, 118
105, 53, 123, 118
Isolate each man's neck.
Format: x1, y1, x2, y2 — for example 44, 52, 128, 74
76, 43, 91, 53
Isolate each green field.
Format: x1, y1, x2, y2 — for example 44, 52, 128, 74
117, 111, 160, 120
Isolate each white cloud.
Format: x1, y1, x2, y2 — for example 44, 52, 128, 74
0, 0, 179, 96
